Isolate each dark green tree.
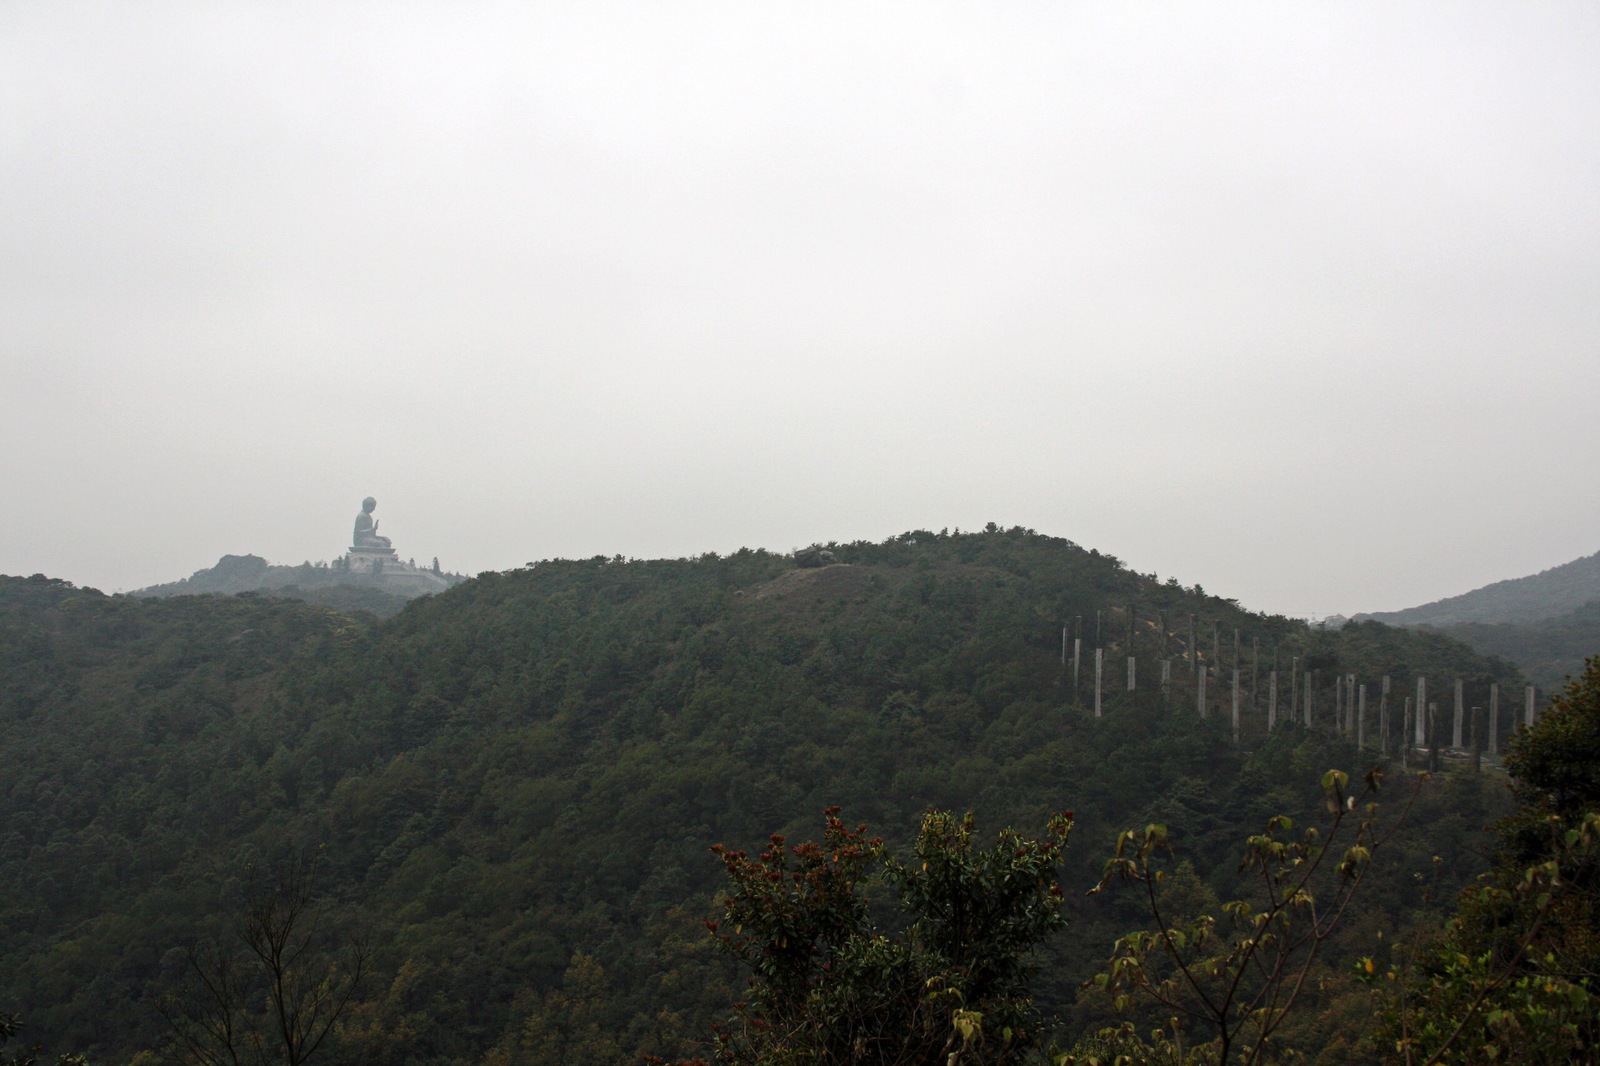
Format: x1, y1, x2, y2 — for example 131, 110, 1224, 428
159, 851, 369, 1066
684, 806, 1073, 1066
1377, 657, 1600, 1063
0, 1014, 85, 1066
1061, 768, 1404, 1066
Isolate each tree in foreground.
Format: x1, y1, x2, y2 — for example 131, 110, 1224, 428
158, 849, 369, 1066
1373, 656, 1600, 1064
0, 1014, 85, 1066
1057, 660, 1600, 1065
662, 806, 1073, 1066
1060, 767, 1410, 1066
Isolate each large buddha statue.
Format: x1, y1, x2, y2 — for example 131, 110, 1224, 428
352, 496, 395, 554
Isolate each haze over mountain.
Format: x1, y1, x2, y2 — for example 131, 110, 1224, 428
1351, 548, 1600, 690
1430, 601, 1600, 694
4, 4, 1599, 618
7, 5, 1600, 1059
1357, 550, 1600, 628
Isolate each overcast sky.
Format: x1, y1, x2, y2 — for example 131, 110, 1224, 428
3, 2, 1598, 618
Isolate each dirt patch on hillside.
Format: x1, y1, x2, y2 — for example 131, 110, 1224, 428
747, 564, 880, 604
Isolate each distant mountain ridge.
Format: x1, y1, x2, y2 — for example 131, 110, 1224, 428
1352, 549, 1600, 689
1430, 599, 1600, 692
1357, 549, 1600, 627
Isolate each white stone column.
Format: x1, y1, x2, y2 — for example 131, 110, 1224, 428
1452, 679, 1465, 750
1094, 648, 1103, 719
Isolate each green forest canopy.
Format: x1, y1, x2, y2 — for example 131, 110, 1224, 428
0, 527, 1542, 1063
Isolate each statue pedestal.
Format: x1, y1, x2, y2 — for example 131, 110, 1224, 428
339, 549, 450, 594
344, 548, 397, 574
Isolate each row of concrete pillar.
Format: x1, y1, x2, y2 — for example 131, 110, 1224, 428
1068, 635, 1537, 754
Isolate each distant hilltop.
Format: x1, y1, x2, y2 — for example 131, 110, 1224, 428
132, 553, 469, 617
1355, 549, 1600, 627
1352, 549, 1600, 691
131, 496, 467, 617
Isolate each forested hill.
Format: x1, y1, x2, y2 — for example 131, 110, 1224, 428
1353, 548, 1600, 690
1358, 548, 1600, 627
0, 529, 1527, 1065
1429, 599, 1600, 692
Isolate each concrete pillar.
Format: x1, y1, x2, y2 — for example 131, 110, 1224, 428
1252, 636, 1260, 711
1358, 684, 1367, 750
1127, 656, 1136, 692
1073, 638, 1081, 700
1268, 670, 1278, 731
1197, 664, 1207, 719
1525, 686, 1536, 728
1453, 679, 1465, 750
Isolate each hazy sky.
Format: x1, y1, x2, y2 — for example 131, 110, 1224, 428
4, 3, 1598, 618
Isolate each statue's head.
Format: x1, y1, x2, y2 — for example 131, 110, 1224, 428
362, 496, 377, 513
